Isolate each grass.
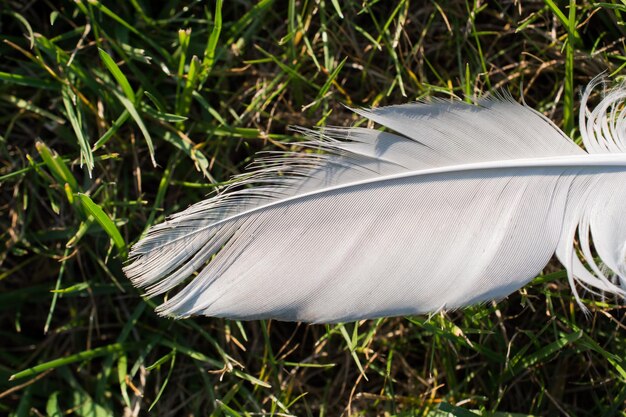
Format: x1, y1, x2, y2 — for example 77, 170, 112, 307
1, 0, 625, 415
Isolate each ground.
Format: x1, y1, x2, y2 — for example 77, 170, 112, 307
1, 1, 625, 416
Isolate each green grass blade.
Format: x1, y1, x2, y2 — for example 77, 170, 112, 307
438, 402, 481, 417
200, 0, 223, 83
35, 141, 79, 192
84, 1, 169, 59
176, 55, 200, 123
117, 353, 131, 407
159, 129, 210, 178
76, 193, 127, 256
61, 85, 94, 175
10, 343, 127, 380
505, 330, 583, 380
93, 109, 130, 150
45, 391, 62, 417
310, 57, 346, 111
1, 94, 65, 124
98, 48, 136, 102
330, 0, 344, 18
112, 90, 156, 166
148, 350, 176, 411
43, 248, 70, 334
0, 71, 56, 89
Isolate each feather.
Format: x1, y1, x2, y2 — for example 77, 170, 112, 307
124, 77, 626, 323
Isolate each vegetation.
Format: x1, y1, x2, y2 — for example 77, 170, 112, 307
1, 0, 625, 415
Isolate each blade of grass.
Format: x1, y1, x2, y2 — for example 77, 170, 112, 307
45, 392, 62, 417
545, 0, 579, 134
0, 71, 56, 89
176, 55, 200, 125
1, 94, 65, 124
35, 141, 79, 192
438, 402, 481, 417
148, 350, 176, 411
117, 353, 131, 407
199, 0, 223, 83
308, 57, 347, 112
505, 330, 583, 381
98, 48, 136, 102
76, 193, 127, 256
81, 0, 169, 59
330, 0, 344, 19
43, 248, 70, 334
93, 109, 130, 150
338, 323, 367, 381
61, 85, 94, 175
112, 90, 156, 166
10, 343, 128, 380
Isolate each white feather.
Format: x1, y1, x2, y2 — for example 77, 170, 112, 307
124, 78, 626, 323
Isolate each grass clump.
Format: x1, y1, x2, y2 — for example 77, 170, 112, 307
1, 1, 625, 416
